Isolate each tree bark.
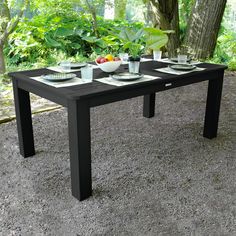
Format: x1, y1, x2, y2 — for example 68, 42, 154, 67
0, 0, 28, 73
85, 0, 99, 37
0, 1, 10, 74
149, 0, 180, 57
0, 45, 6, 74
114, 0, 127, 20
184, 0, 227, 59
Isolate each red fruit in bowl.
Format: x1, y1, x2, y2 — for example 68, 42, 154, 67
100, 58, 108, 63
113, 57, 121, 61
96, 56, 103, 64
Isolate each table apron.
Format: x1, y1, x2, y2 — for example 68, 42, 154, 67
89, 70, 224, 107
16, 79, 67, 106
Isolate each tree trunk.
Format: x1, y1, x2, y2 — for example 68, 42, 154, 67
85, 0, 99, 37
96, 0, 106, 16
144, 1, 155, 25
184, 0, 227, 59
0, 45, 6, 74
114, 0, 127, 20
149, 0, 180, 57
0, 0, 28, 73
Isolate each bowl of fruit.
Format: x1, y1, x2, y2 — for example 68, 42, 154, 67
96, 54, 121, 72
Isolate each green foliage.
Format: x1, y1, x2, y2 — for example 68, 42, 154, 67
3, 0, 235, 72
115, 27, 145, 57
144, 28, 172, 50
212, 30, 236, 70
5, 13, 144, 65
31, 0, 76, 15
179, 0, 194, 42
210, 4, 236, 71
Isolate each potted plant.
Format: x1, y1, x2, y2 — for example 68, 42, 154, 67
144, 28, 173, 60
117, 28, 145, 73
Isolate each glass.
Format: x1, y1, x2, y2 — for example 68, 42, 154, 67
129, 61, 140, 73
153, 50, 162, 60
81, 65, 93, 81
178, 55, 188, 64
119, 53, 129, 63
60, 61, 71, 72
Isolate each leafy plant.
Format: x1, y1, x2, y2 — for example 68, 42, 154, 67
212, 30, 236, 70
5, 13, 144, 65
116, 27, 145, 58
144, 28, 172, 51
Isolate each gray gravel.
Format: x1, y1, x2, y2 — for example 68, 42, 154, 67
0, 74, 236, 235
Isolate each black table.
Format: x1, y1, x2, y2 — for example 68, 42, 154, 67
9, 61, 227, 201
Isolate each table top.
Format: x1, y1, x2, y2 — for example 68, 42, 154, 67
9, 61, 227, 105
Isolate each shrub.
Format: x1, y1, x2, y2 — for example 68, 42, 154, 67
5, 13, 144, 67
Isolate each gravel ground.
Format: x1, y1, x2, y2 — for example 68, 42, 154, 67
0, 73, 236, 235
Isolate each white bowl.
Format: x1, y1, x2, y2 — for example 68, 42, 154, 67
96, 60, 122, 72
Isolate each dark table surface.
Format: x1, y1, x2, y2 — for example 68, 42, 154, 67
9, 61, 227, 103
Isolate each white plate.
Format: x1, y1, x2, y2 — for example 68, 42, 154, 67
58, 62, 87, 69
42, 73, 76, 82
169, 64, 196, 71
69, 62, 87, 69
111, 72, 143, 81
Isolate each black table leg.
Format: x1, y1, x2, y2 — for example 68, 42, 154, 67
203, 76, 224, 139
68, 100, 92, 201
12, 80, 35, 157
143, 93, 156, 118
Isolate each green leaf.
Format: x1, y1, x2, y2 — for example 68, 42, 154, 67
144, 28, 174, 36
162, 30, 175, 34
82, 36, 98, 43
144, 27, 170, 50
133, 29, 144, 42
146, 34, 168, 50
95, 39, 107, 48
144, 27, 165, 36
122, 42, 131, 49
74, 29, 84, 36
45, 35, 61, 47
118, 29, 132, 42
70, 43, 81, 49
54, 27, 74, 37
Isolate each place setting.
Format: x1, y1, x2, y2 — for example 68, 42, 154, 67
29, 63, 94, 88
47, 60, 99, 73
155, 54, 205, 75
41, 73, 77, 82
156, 55, 202, 65
95, 54, 161, 86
